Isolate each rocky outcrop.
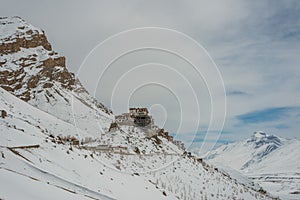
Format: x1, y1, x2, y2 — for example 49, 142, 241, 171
0, 16, 52, 54
41, 57, 65, 68
1, 110, 7, 118
0, 16, 74, 101
0, 51, 72, 101
0, 32, 51, 54
0, 16, 112, 115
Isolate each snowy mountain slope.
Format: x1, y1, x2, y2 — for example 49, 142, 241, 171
0, 16, 113, 136
246, 139, 300, 200
205, 131, 286, 171
0, 85, 102, 146
0, 16, 279, 199
0, 87, 276, 200
0, 147, 115, 200
0, 86, 177, 200
0, 82, 178, 199
205, 132, 300, 199
245, 138, 300, 174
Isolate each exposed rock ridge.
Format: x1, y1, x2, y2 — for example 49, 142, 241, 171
0, 16, 111, 114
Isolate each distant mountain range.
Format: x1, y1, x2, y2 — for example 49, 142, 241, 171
205, 131, 300, 200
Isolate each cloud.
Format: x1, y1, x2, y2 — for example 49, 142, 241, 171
274, 124, 290, 130
1, 0, 299, 145
171, 130, 234, 153
237, 107, 300, 124
226, 90, 249, 96
233, 106, 300, 140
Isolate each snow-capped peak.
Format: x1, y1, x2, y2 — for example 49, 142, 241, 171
248, 131, 284, 149
252, 131, 267, 138
0, 16, 43, 40
0, 16, 51, 53
204, 131, 286, 171
205, 132, 300, 199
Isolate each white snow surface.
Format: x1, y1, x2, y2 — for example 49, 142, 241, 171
0, 87, 275, 199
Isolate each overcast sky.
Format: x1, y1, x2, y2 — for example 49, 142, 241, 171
1, 0, 299, 151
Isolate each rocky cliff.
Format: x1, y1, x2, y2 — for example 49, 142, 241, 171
0, 16, 112, 134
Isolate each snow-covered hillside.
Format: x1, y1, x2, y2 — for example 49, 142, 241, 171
0, 86, 276, 200
0, 16, 278, 200
205, 131, 300, 199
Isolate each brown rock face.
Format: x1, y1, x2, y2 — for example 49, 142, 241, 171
0, 17, 75, 101
1, 110, 7, 118
0, 33, 52, 54
0, 67, 26, 96
0, 16, 112, 115
0, 61, 76, 101
27, 75, 39, 89
42, 57, 65, 68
